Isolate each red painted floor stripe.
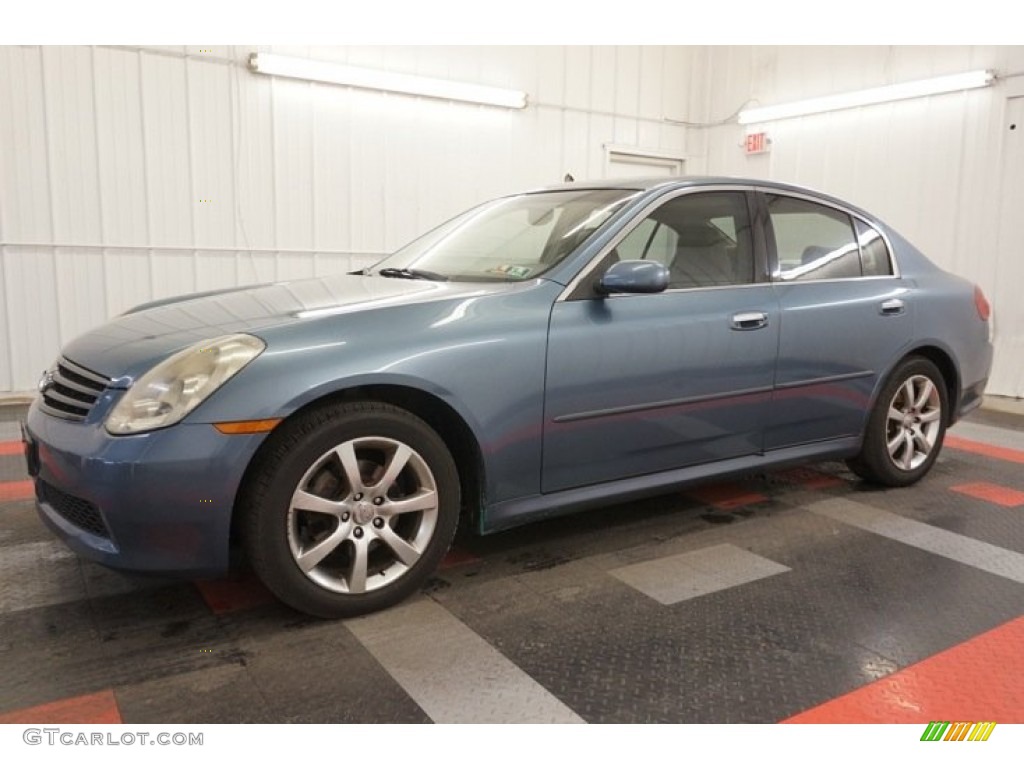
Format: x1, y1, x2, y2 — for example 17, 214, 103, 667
195, 572, 276, 614
0, 689, 122, 724
0, 440, 24, 456
689, 482, 769, 510
773, 467, 847, 490
440, 546, 482, 569
0, 479, 33, 502
946, 435, 1024, 464
783, 615, 1024, 723
950, 482, 1024, 508
801, 475, 846, 490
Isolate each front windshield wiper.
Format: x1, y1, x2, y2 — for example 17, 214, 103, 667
377, 267, 448, 282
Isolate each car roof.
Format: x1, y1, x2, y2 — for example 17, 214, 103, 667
532, 175, 822, 195
527, 176, 878, 223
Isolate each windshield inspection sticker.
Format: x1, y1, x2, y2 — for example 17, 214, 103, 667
489, 264, 533, 278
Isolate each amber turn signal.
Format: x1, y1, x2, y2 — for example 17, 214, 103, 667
213, 419, 282, 435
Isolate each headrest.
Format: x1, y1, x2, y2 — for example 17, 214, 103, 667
676, 224, 724, 248
800, 245, 833, 264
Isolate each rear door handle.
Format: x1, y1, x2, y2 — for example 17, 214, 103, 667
880, 298, 905, 316
731, 311, 769, 331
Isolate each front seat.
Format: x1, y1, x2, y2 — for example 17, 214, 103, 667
669, 224, 734, 288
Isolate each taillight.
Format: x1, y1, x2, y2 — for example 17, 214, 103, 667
974, 285, 991, 322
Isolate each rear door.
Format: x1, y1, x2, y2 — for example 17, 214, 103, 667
761, 191, 913, 449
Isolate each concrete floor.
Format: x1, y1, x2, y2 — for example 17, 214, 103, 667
0, 405, 1022, 723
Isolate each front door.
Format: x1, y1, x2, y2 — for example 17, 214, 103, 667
542, 190, 779, 493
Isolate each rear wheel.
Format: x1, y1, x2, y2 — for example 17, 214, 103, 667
847, 357, 948, 487
241, 401, 460, 618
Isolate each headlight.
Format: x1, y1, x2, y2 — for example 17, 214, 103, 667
105, 334, 265, 435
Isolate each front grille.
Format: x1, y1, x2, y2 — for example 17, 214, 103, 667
39, 357, 112, 422
38, 480, 110, 539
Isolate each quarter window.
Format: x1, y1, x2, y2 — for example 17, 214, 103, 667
615, 192, 755, 289
855, 219, 894, 276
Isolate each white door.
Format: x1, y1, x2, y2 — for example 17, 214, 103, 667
605, 150, 682, 179
990, 97, 1024, 397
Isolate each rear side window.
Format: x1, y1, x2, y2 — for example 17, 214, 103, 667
767, 196, 861, 281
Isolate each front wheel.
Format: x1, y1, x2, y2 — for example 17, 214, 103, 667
241, 401, 460, 618
847, 357, 948, 487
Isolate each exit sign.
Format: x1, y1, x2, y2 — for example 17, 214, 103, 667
745, 132, 770, 154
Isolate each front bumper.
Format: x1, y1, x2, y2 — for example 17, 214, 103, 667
24, 399, 268, 576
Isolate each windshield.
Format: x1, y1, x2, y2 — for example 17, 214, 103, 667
370, 188, 640, 282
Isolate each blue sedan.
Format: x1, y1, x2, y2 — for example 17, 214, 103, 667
23, 177, 993, 617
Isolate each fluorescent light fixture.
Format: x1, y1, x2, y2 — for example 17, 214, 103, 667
249, 52, 528, 110
738, 70, 995, 125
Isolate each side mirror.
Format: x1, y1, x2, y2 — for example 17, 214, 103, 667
597, 260, 669, 295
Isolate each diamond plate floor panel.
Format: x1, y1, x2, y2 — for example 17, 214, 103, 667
433, 508, 1024, 723
785, 616, 1024, 723
609, 543, 791, 605
846, 451, 1024, 554
346, 598, 583, 723
0, 406, 1021, 723
216, 602, 433, 723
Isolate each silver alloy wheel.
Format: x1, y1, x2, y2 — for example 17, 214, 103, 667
286, 436, 439, 594
884, 374, 943, 471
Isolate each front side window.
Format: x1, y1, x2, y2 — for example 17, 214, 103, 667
614, 191, 755, 289
372, 188, 640, 282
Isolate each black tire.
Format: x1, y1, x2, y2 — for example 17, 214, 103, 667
847, 356, 948, 487
240, 401, 460, 618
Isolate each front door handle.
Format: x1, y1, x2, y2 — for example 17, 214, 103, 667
731, 311, 769, 331
880, 298, 906, 316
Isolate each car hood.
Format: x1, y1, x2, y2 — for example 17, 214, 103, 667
60, 273, 511, 385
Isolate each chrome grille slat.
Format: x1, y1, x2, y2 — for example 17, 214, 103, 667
59, 358, 111, 387
39, 400, 88, 422
51, 370, 100, 399
43, 387, 94, 408
39, 357, 112, 422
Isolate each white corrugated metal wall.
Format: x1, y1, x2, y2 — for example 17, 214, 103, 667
4, 45, 1022, 398
692, 45, 1024, 398
0, 45, 699, 393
